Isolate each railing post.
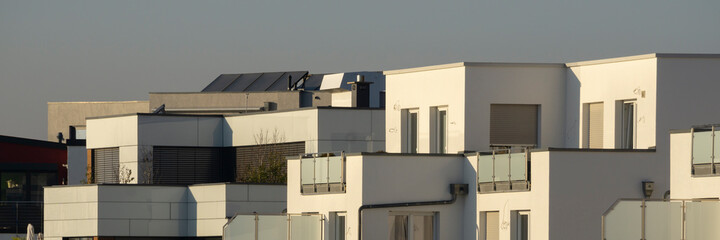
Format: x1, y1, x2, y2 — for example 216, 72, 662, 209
341, 151, 346, 191
508, 147, 512, 190
492, 150, 496, 192
712, 126, 716, 174
525, 147, 529, 187
254, 213, 259, 240
15, 202, 19, 234
327, 154, 331, 192
313, 154, 317, 193
476, 152, 480, 192
682, 200, 687, 240
287, 214, 292, 240
691, 128, 695, 175
641, 199, 646, 240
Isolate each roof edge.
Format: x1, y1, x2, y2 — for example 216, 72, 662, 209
566, 53, 720, 67
384, 62, 564, 75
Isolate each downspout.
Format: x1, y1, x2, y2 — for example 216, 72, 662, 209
357, 184, 468, 240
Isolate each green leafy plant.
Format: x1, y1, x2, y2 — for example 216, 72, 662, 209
240, 129, 287, 184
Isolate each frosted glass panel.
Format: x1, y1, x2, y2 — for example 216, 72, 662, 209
509, 153, 526, 181
329, 156, 343, 183
686, 201, 720, 240
315, 157, 328, 184
478, 155, 494, 183
604, 201, 642, 240
225, 215, 256, 240
494, 154, 510, 181
693, 131, 713, 164
258, 215, 287, 240
290, 215, 321, 240
645, 201, 682, 240
301, 158, 315, 185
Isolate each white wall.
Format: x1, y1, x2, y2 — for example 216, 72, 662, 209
86, 115, 138, 149
44, 184, 286, 239
317, 109, 385, 153
565, 58, 657, 149
464, 65, 566, 152
385, 66, 466, 153
669, 131, 720, 199
545, 150, 663, 240
224, 109, 319, 151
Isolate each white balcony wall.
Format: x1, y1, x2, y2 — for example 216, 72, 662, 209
385, 65, 466, 153
566, 57, 657, 149
317, 109, 385, 153
670, 131, 720, 199
44, 184, 286, 240
137, 115, 224, 147
224, 109, 319, 151
464, 64, 566, 151
86, 115, 138, 149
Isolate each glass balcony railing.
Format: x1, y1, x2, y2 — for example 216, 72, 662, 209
300, 152, 346, 194
0, 201, 43, 234
223, 213, 323, 240
602, 199, 720, 240
691, 126, 720, 176
476, 147, 531, 193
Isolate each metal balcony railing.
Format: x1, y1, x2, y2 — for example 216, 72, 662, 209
691, 126, 720, 176
602, 198, 720, 240
223, 213, 324, 240
0, 201, 43, 234
300, 152, 346, 194
476, 146, 531, 193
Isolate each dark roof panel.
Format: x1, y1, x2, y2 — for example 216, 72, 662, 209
223, 73, 264, 92
302, 74, 324, 90
266, 72, 307, 91
201, 74, 241, 92
244, 72, 286, 92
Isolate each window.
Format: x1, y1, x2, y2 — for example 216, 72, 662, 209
490, 104, 539, 147
585, 102, 604, 148
431, 107, 448, 153
620, 100, 637, 149
512, 211, 530, 240
403, 109, 419, 153
70, 125, 86, 140
482, 211, 499, 240
333, 212, 347, 240
389, 212, 435, 240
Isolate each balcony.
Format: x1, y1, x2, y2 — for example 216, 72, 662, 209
602, 199, 720, 239
476, 147, 531, 193
691, 126, 720, 176
0, 201, 43, 234
300, 152, 346, 194
223, 213, 323, 240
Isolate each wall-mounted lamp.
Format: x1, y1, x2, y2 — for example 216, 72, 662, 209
642, 181, 654, 198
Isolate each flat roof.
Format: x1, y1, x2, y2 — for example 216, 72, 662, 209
48, 100, 148, 104
566, 53, 720, 67
86, 106, 384, 120
0, 135, 67, 149
383, 62, 565, 75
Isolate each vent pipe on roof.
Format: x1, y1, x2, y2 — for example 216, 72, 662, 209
288, 75, 293, 91
348, 74, 373, 108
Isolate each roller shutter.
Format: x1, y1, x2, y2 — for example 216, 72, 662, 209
153, 147, 222, 184
587, 103, 604, 148
490, 104, 539, 146
93, 148, 119, 184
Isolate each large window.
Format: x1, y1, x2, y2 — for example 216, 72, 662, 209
389, 212, 435, 240
490, 104, 539, 147
431, 107, 448, 153
403, 109, 419, 153
585, 102, 604, 148
1, 171, 57, 201
620, 100, 637, 149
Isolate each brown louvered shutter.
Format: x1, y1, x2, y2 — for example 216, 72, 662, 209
490, 104, 539, 146
93, 148, 119, 183
587, 103, 604, 148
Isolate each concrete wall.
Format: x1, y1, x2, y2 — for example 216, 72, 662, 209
48, 101, 149, 142
565, 58, 657, 149
44, 184, 286, 240
317, 109, 385, 153
385, 66, 466, 153
669, 131, 720, 199
464, 65, 566, 152
545, 150, 663, 240
149, 91, 310, 113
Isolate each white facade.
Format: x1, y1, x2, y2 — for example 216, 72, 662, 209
43, 183, 286, 240
86, 107, 384, 183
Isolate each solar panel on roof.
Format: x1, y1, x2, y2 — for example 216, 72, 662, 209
223, 73, 264, 92
265, 72, 307, 91
201, 74, 241, 92
243, 72, 286, 92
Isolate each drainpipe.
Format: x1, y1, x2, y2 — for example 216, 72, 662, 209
357, 184, 468, 240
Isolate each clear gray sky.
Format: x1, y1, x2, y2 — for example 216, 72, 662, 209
1, 0, 719, 140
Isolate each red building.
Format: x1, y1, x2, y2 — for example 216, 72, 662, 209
0, 135, 67, 234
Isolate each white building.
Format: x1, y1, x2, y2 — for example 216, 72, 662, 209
274, 53, 720, 240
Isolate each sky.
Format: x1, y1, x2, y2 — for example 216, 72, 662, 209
1, 0, 720, 140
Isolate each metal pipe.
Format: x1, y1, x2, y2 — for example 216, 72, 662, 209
713, 126, 716, 174
357, 184, 466, 240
